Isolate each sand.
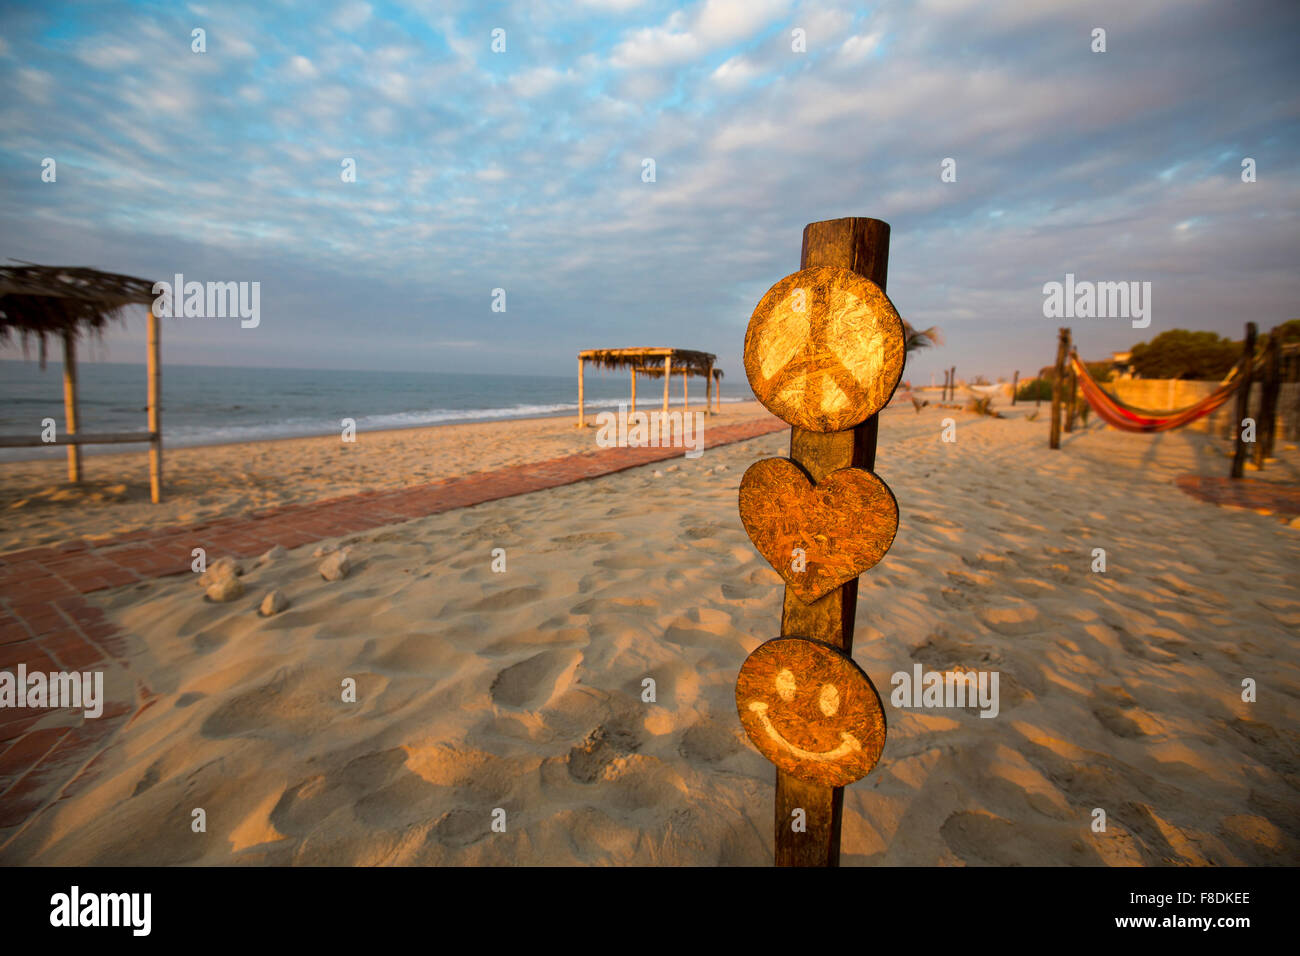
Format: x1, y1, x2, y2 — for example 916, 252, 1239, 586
2, 404, 1298, 865
0, 402, 778, 553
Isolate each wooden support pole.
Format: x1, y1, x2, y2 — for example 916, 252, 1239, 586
1049, 328, 1069, 449
949, 366, 956, 402
630, 368, 636, 415
1064, 353, 1078, 433
1011, 370, 1019, 406
683, 368, 689, 412
1256, 329, 1281, 467
662, 355, 671, 414
1231, 322, 1258, 479
715, 370, 721, 413
61, 330, 82, 483
773, 216, 890, 868
705, 361, 713, 415
577, 357, 586, 427
147, 308, 163, 503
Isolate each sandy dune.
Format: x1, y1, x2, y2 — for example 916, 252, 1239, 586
2, 405, 1298, 865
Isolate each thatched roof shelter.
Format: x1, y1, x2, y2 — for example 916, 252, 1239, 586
0, 264, 155, 364
0, 263, 166, 502
576, 347, 721, 426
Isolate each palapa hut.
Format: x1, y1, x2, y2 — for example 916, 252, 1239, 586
0, 263, 165, 502
577, 347, 722, 426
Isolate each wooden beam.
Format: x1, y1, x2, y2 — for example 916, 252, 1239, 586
1050, 328, 1069, 449
0, 431, 157, 448
1011, 370, 1019, 406
577, 356, 586, 428
683, 366, 689, 412
1231, 322, 1258, 479
1256, 329, 1281, 468
1064, 353, 1078, 433
662, 355, 671, 414
61, 330, 81, 483
148, 308, 162, 503
705, 360, 713, 415
774, 215, 890, 868
630, 367, 636, 415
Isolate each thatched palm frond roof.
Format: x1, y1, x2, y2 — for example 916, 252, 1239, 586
580, 347, 718, 376
0, 263, 156, 365
632, 365, 723, 378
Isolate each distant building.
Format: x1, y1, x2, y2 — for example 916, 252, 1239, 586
1110, 350, 1135, 379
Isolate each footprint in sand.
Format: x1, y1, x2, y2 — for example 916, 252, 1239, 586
940, 810, 1095, 866
431, 807, 492, 848
200, 666, 346, 740
566, 724, 641, 783
975, 601, 1041, 636
464, 586, 544, 612
489, 648, 582, 710
1090, 685, 1149, 739
678, 718, 743, 763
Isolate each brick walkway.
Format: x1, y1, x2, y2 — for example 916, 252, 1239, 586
0, 416, 786, 849
1175, 475, 1300, 517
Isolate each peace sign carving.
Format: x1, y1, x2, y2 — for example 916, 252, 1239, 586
744, 267, 905, 432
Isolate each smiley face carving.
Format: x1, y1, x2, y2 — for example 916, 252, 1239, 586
735, 637, 886, 787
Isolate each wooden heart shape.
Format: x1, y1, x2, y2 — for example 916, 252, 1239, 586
738, 458, 898, 604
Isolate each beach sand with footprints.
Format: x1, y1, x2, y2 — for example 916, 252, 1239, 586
1, 402, 1298, 865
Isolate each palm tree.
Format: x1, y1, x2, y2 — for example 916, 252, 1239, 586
903, 321, 942, 354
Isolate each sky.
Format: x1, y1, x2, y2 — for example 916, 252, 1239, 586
0, 0, 1297, 388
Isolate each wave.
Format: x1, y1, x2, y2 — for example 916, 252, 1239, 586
0, 394, 747, 459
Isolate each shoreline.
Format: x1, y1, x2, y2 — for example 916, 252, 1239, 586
0, 400, 782, 553
0, 398, 754, 465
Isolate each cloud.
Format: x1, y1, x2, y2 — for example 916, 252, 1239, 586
711, 54, 760, 89
610, 22, 699, 68
287, 54, 318, 78
0, 0, 1295, 383
838, 31, 881, 62
333, 0, 373, 30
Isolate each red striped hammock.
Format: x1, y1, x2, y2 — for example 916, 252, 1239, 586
1069, 354, 1244, 433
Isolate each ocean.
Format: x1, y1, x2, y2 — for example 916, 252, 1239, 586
0, 360, 744, 460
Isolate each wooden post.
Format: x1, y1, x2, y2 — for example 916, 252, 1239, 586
1049, 328, 1069, 449
949, 366, 956, 402
1256, 329, 1281, 468
577, 356, 586, 427
705, 360, 713, 415
662, 354, 671, 414
1064, 354, 1078, 433
1011, 370, 1019, 406
630, 368, 636, 415
1231, 322, 1258, 479
714, 370, 721, 412
147, 308, 163, 503
770, 216, 890, 868
683, 367, 689, 412
61, 330, 82, 483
